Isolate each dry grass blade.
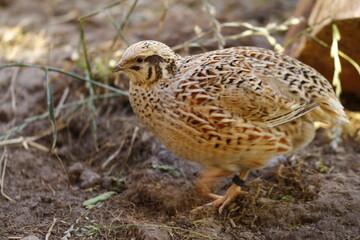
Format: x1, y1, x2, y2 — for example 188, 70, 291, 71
0, 118, 41, 142
78, 0, 124, 22
0, 61, 126, 144
108, 223, 219, 240
78, 18, 99, 150
101, 140, 124, 169
0, 136, 49, 152
120, 0, 138, 30
0, 63, 129, 96
0, 93, 120, 143
221, 18, 303, 52
202, 0, 225, 49
0, 120, 68, 150
0, 147, 14, 202
109, 0, 139, 49
79, 20, 93, 78
156, 0, 169, 37
173, 17, 302, 52
115, 0, 138, 45
10, 68, 19, 113
61, 207, 95, 240
106, 13, 130, 46
330, 23, 342, 98
126, 126, 139, 159
77, 0, 134, 150
45, 217, 57, 240
55, 87, 70, 117
89, 104, 99, 151
0, 59, 126, 149
27, 140, 50, 152
45, 68, 58, 150
172, 29, 213, 51
308, 35, 360, 76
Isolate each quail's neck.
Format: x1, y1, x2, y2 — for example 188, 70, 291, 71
146, 55, 182, 85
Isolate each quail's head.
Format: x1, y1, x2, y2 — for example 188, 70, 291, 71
113, 40, 180, 84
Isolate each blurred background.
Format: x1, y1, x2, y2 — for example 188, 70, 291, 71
0, 0, 359, 239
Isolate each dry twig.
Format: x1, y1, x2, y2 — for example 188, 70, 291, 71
0, 148, 14, 202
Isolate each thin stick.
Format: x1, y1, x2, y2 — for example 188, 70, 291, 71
54, 150, 70, 187
55, 87, 70, 117
0, 121, 67, 147
202, 0, 225, 49
173, 17, 302, 52
45, 217, 57, 240
0, 148, 15, 202
27, 140, 50, 152
172, 29, 213, 51
126, 126, 139, 159
101, 140, 124, 169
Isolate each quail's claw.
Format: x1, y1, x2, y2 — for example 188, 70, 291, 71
207, 184, 247, 214
207, 193, 223, 200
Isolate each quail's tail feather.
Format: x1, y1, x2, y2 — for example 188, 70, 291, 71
311, 96, 348, 124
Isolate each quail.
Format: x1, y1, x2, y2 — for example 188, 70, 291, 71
113, 40, 348, 213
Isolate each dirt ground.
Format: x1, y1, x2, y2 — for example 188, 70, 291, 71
0, 0, 359, 239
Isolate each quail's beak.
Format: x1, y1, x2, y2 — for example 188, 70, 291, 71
112, 64, 123, 73
113, 59, 127, 72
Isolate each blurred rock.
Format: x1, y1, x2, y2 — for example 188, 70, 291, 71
79, 168, 101, 189
68, 162, 84, 182
138, 227, 171, 240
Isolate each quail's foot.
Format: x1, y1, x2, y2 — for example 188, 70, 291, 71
207, 184, 248, 214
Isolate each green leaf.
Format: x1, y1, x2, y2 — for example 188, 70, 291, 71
281, 195, 293, 201
82, 191, 117, 207
315, 161, 329, 174
151, 164, 182, 178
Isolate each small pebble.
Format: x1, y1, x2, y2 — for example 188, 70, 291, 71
68, 162, 84, 182
101, 176, 113, 189
80, 169, 101, 189
21, 235, 40, 240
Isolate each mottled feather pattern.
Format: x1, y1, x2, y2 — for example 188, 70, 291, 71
114, 40, 348, 211
178, 47, 344, 125
116, 40, 347, 170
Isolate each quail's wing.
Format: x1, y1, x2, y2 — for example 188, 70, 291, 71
178, 47, 322, 127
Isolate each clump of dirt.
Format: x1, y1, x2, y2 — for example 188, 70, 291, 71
1, 0, 360, 239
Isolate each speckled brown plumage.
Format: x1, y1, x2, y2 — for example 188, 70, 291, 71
113, 40, 348, 212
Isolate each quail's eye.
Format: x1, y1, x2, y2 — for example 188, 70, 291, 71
136, 57, 144, 63
130, 66, 141, 71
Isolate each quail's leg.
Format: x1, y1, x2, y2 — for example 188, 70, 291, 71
208, 169, 250, 214
196, 168, 231, 197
